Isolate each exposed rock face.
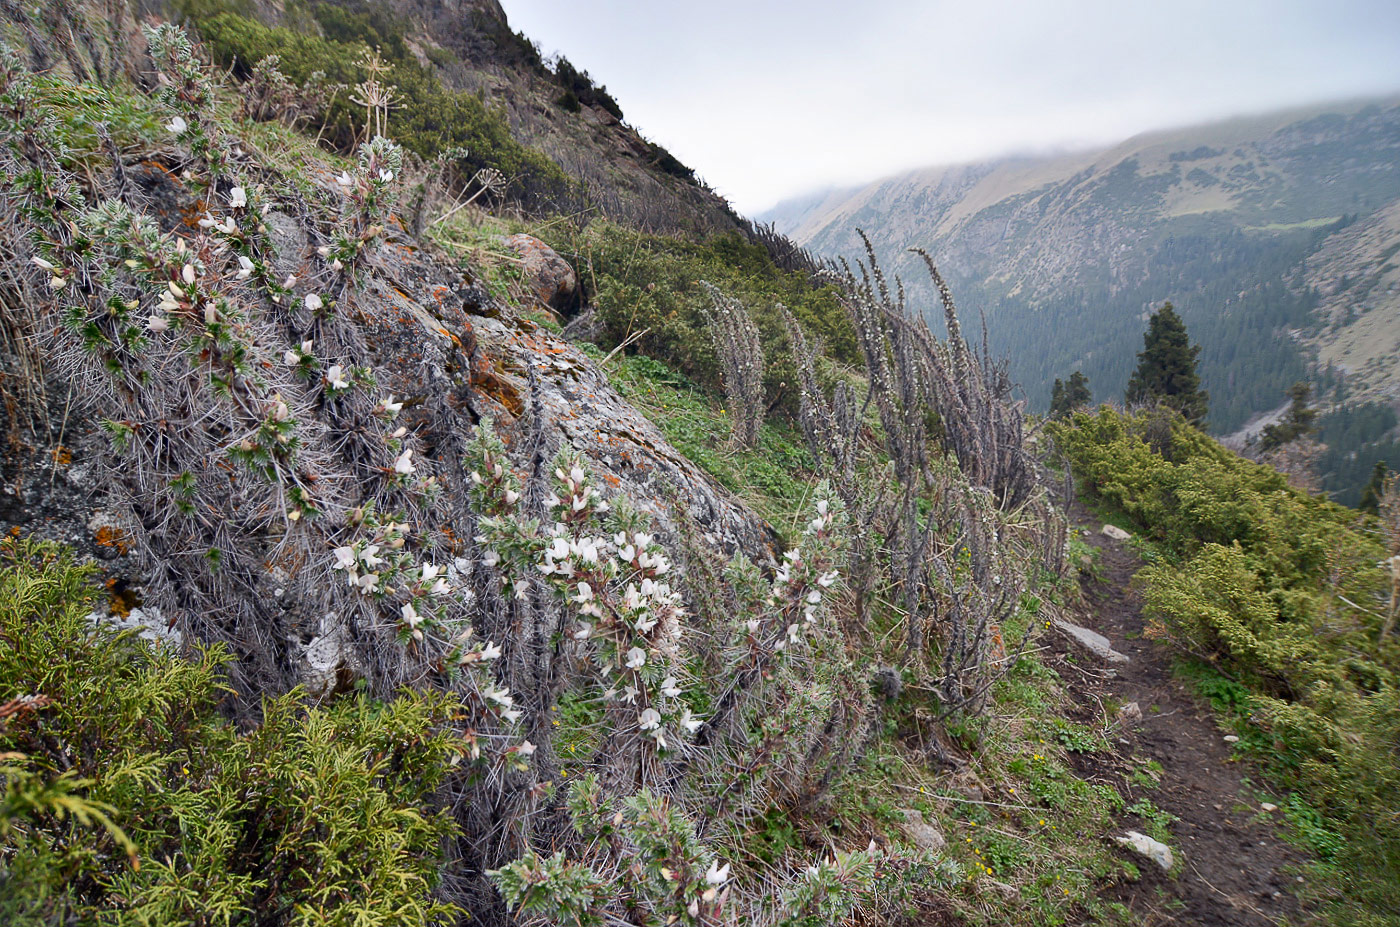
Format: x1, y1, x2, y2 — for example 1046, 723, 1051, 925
503, 233, 580, 315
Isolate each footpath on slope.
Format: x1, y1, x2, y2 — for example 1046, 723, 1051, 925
1059, 520, 1310, 926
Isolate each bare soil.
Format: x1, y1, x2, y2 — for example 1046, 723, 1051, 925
1057, 521, 1310, 926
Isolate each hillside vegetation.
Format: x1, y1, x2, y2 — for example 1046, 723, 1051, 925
1, 3, 1398, 927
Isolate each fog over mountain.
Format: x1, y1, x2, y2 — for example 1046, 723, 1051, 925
762, 95, 1400, 499
503, 0, 1400, 214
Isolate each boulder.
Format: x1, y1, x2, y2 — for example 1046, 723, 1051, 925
503, 233, 579, 315
1101, 523, 1132, 541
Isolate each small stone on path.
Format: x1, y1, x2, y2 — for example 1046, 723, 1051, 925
1115, 830, 1175, 871
1054, 617, 1130, 663
1102, 524, 1132, 541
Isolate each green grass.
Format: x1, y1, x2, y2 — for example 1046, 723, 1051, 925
585, 350, 817, 535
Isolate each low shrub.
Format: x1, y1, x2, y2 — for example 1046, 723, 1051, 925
0, 537, 461, 926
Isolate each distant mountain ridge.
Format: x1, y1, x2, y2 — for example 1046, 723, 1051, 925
762, 96, 1400, 435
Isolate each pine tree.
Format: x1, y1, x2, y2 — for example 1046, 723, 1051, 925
1360, 460, 1390, 514
1125, 302, 1209, 426
1260, 381, 1318, 451
1050, 370, 1091, 418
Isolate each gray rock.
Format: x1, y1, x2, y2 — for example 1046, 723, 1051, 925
1102, 523, 1132, 541
1054, 618, 1130, 663
1117, 701, 1143, 725
1115, 830, 1175, 871
899, 809, 945, 851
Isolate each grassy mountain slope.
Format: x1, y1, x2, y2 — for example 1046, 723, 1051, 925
763, 98, 1400, 438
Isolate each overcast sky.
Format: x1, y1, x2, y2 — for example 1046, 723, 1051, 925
501, 1, 1400, 217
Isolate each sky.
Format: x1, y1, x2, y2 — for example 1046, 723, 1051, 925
500, 0, 1400, 216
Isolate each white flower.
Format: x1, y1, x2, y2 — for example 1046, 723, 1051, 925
503, 489, 519, 505
359, 544, 383, 568
806, 589, 822, 605
378, 168, 394, 183
400, 601, 422, 628
638, 708, 661, 731
430, 578, 451, 596
421, 563, 441, 582
356, 572, 380, 594
481, 641, 502, 660
705, 860, 731, 885
167, 115, 188, 135
216, 216, 237, 234
661, 676, 681, 698
304, 293, 323, 311
681, 709, 704, 734
146, 315, 169, 332
228, 187, 247, 208
394, 449, 415, 475
818, 571, 839, 588
31, 256, 56, 271
816, 499, 828, 516
625, 647, 646, 670
484, 686, 513, 707
501, 707, 522, 723
381, 395, 403, 414
236, 255, 254, 279
574, 582, 594, 604
337, 171, 353, 188
283, 348, 300, 366
332, 546, 357, 570
517, 739, 536, 755
203, 302, 218, 325
483, 549, 501, 567
325, 364, 349, 390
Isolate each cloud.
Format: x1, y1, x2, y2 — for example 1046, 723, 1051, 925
502, 0, 1400, 214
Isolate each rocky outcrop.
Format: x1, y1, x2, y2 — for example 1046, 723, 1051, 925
1, 151, 776, 702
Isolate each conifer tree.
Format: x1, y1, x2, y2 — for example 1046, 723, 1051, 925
1049, 370, 1091, 418
1360, 460, 1390, 514
1125, 302, 1208, 426
1260, 381, 1318, 451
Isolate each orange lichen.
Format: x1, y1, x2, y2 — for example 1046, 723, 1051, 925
94, 525, 129, 555
105, 578, 141, 619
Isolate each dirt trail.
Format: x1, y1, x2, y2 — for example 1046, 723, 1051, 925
1062, 523, 1308, 926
